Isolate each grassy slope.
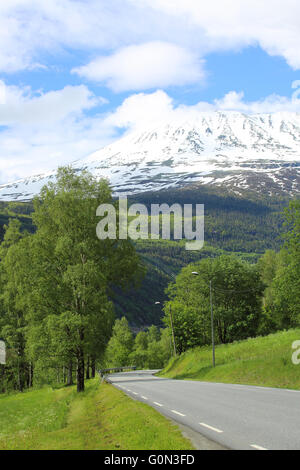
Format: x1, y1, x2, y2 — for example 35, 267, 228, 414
159, 329, 300, 390
0, 378, 194, 450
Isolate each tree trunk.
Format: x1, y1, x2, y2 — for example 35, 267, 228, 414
0, 365, 5, 393
91, 356, 96, 378
67, 360, 73, 386
86, 355, 90, 380
18, 368, 24, 392
18, 357, 25, 392
28, 362, 33, 388
77, 348, 85, 392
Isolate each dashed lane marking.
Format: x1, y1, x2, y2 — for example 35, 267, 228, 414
171, 410, 186, 417
251, 444, 268, 450
199, 422, 223, 433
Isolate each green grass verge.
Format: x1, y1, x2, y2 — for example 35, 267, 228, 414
0, 378, 194, 450
159, 328, 300, 390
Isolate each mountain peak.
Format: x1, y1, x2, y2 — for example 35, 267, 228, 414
1, 111, 300, 201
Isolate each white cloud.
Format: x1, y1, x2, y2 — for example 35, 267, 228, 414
72, 42, 205, 92
1, 86, 300, 185
0, 0, 193, 73
0, 83, 113, 183
0, 84, 102, 126
1, 0, 300, 75
106, 89, 300, 133
214, 90, 300, 114
0, 81, 6, 105
105, 90, 175, 128
133, 0, 300, 69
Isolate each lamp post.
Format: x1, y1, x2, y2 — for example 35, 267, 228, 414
155, 302, 177, 357
192, 272, 215, 368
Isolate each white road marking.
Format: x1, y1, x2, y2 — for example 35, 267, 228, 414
132, 392, 138, 395
251, 444, 268, 451
171, 410, 186, 417
141, 396, 148, 400
199, 422, 223, 433
153, 402, 163, 407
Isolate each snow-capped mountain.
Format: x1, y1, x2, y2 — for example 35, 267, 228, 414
1, 111, 300, 201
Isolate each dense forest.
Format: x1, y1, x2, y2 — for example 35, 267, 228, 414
0, 184, 289, 326
111, 184, 289, 325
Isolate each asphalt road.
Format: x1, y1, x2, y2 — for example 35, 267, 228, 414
107, 370, 300, 450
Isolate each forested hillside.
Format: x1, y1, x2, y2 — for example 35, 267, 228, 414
0, 202, 34, 240
0, 185, 291, 327
114, 185, 289, 325
132, 184, 288, 252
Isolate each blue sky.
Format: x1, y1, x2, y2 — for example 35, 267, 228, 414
0, 0, 300, 184
7, 46, 299, 108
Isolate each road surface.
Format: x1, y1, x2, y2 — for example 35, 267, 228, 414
107, 370, 300, 450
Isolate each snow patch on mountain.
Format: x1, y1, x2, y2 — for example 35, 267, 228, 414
0, 111, 300, 201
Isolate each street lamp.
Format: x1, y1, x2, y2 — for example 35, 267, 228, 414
192, 272, 215, 368
154, 301, 177, 357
